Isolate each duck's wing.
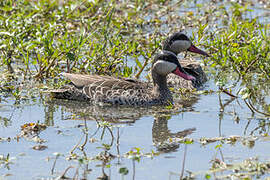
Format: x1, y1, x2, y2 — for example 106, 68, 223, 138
167, 73, 195, 90
60, 73, 152, 105
181, 59, 207, 87
167, 59, 207, 89
62, 73, 148, 90
62, 73, 115, 88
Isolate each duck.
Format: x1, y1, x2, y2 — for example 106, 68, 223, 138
50, 51, 195, 106
162, 32, 210, 89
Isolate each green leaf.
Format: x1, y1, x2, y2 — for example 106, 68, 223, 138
205, 174, 211, 179
135, 58, 142, 68
119, 167, 129, 175
215, 144, 222, 149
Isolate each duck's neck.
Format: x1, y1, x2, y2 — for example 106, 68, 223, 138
151, 70, 173, 104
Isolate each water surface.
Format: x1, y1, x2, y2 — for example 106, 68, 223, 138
1, 78, 270, 179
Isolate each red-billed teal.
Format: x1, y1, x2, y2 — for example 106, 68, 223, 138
50, 51, 195, 106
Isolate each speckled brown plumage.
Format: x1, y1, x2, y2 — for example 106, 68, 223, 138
167, 58, 207, 89
51, 75, 156, 105
50, 51, 192, 106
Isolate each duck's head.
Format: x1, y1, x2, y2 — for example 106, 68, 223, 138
152, 51, 195, 81
163, 32, 209, 57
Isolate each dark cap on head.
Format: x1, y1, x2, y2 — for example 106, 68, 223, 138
163, 32, 190, 51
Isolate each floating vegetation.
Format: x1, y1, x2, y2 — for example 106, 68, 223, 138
164, 134, 268, 148
186, 157, 270, 179
32, 144, 48, 151
0, 154, 15, 170
19, 122, 47, 143
20, 122, 47, 137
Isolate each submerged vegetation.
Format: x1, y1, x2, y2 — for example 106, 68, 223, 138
0, 0, 270, 179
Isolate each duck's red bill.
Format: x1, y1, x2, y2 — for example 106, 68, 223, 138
188, 45, 210, 57
173, 68, 195, 81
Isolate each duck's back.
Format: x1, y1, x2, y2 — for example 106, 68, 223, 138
50, 73, 153, 105
167, 59, 207, 89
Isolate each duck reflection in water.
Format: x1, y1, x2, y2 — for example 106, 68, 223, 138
152, 115, 195, 153
47, 97, 197, 153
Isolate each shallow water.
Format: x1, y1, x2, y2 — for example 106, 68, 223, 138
1, 77, 270, 179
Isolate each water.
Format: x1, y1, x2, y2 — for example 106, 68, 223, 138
1, 77, 270, 179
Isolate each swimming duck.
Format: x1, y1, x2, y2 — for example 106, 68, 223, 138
163, 32, 210, 89
50, 51, 195, 106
